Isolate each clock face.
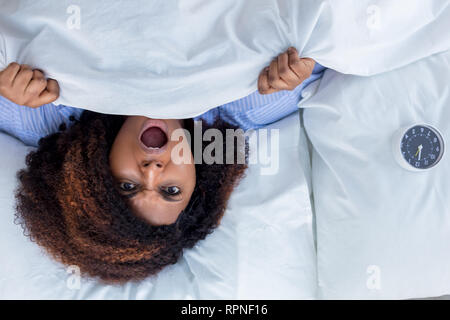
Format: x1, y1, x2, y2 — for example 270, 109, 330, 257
400, 125, 444, 169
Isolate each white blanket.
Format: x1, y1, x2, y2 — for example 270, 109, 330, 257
1, 0, 449, 118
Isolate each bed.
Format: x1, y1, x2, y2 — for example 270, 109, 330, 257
1, 0, 450, 299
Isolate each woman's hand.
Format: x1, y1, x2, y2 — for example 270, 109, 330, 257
0, 62, 60, 108
258, 47, 315, 95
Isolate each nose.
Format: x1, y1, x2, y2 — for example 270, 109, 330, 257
141, 159, 164, 169
140, 160, 164, 190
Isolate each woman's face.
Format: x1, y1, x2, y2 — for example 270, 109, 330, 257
109, 116, 196, 225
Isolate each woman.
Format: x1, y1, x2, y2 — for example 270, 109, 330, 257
0, 47, 324, 282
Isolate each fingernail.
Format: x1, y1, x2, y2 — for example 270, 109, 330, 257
288, 47, 295, 53
264, 67, 269, 72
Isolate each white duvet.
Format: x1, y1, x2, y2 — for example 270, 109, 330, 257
0, 0, 449, 118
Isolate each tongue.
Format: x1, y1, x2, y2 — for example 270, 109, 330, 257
141, 127, 167, 148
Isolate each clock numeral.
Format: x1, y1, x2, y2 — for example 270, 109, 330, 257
430, 154, 436, 160
415, 162, 420, 167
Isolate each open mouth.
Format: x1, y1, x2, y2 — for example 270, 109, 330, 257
141, 127, 167, 148
139, 119, 169, 154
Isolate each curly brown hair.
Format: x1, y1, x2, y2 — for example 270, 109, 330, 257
14, 110, 246, 283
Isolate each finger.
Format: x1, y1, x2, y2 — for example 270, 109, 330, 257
35, 78, 60, 106
25, 77, 47, 96
258, 67, 276, 95
268, 58, 289, 90
288, 48, 315, 81
0, 62, 21, 85
300, 57, 316, 75
25, 69, 47, 95
290, 57, 315, 82
39, 78, 60, 102
32, 69, 45, 80
27, 79, 59, 108
13, 65, 34, 91
277, 51, 300, 89
287, 47, 303, 79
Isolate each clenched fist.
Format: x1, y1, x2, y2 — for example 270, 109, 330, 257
0, 62, 60, 108
258, 47, 315, 95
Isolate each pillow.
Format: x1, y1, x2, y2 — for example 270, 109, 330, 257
183, 112, 317, 299
299, 49, 450, 299
0, 111, 317, 299
0, 0, 448, 118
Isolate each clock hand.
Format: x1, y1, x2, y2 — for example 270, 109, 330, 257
418, 144, 423, 161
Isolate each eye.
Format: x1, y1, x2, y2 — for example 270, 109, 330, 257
119, 182, 137, 192
162, 186, 181, 196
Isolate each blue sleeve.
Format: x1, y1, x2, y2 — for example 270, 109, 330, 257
0, 95, 84, 147
196, 63, 326, 130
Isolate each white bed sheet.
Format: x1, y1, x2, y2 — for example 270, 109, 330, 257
0, 111, 316, 299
